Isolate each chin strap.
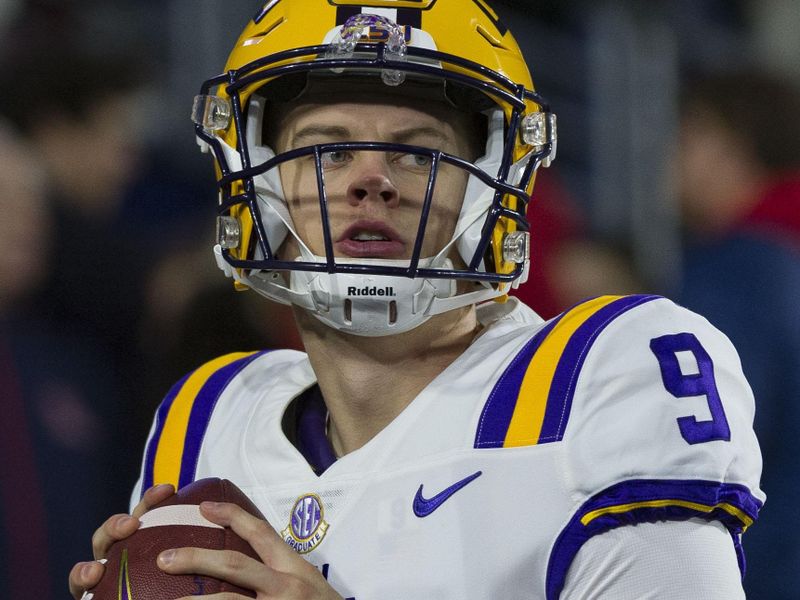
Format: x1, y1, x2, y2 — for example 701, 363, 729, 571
289, 268, 453, 337
213, 245, 504, 337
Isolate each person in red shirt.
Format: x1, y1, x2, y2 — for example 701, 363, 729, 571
677, 69, 800, 600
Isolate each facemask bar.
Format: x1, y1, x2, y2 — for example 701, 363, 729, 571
215, 140, 531, 281
194, 40, 556, 283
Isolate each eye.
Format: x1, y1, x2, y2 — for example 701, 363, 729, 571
394, 153, 432, 171
321, 150, 352, 169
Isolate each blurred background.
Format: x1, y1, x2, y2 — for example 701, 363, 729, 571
0, 0, 797, 597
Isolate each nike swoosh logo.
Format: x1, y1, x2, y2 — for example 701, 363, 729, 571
413, 470, 483, 518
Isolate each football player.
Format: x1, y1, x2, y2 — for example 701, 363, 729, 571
70, 1, 764, 598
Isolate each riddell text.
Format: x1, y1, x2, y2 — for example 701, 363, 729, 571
347, 286, 396, 297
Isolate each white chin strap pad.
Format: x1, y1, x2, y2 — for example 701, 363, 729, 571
216, 246, 505, 337
290, 258, 457, 337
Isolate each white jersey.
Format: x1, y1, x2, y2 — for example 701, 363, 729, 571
133, 295, 764, 599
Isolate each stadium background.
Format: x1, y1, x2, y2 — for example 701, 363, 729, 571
0, 0, 798, 597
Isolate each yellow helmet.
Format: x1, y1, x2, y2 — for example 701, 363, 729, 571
192, 0, 556, 336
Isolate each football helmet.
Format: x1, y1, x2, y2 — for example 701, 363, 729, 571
193, 0, 556, 336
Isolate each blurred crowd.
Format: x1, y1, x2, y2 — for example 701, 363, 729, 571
0, 0, 798, 598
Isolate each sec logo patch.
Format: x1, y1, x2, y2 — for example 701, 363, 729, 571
281, 493, 330, 554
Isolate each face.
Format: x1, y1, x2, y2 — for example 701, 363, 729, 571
36, 92, 143, 216
267, 85, 481, 264
0, 132, 51, 309
676, 104, 762, 234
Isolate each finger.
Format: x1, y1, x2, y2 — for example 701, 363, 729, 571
199, 502, 297, 571
90, 484, 175, 561
68, 560, 106, 599
91, 514, 141, 560
157, 547, 289, 596
131, 483, 175, 518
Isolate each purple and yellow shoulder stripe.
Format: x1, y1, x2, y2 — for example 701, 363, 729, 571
141, 351, 268, 496
475, 294, 660, 448
545, 479, 763, 599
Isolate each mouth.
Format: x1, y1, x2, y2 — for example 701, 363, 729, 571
335, 220, 406, 259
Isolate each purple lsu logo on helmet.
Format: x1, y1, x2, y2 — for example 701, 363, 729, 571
364, 24, 412, 42
280, 493, 330, 554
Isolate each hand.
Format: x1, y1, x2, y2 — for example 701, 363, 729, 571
68, 483, 176, 599
157, 501, 343, 599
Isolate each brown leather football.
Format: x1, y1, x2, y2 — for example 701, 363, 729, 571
88, 478, 263, 599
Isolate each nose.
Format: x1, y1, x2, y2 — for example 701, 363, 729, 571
346, 155, 400, 208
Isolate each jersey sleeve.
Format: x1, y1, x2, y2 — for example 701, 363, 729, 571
562, 519, 745, 599
534, 296, 764, 599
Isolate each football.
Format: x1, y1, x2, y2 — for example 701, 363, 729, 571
87, 478, 263, 599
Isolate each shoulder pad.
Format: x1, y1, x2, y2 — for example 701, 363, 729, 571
520, 297, 765, 599
141, 351, 271, 493
562, 296, 762, 500
475, 295, 660, 448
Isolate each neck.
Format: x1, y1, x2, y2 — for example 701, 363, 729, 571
294, 305, 481, 456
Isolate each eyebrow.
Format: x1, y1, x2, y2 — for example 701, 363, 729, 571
290, 125, 350, 147
289, 124, 451, 148
394, 126, 451, 146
